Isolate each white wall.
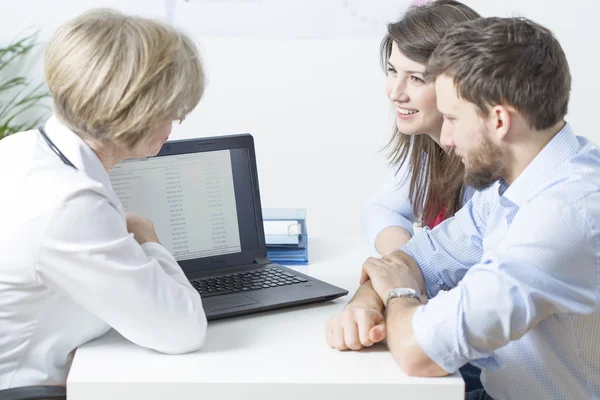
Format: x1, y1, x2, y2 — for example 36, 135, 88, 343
1, 0, 599, 239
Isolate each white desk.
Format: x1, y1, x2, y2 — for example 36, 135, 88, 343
67, 238, 465, 400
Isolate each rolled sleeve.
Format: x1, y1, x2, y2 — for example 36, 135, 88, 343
412, 287, 501, 374
412, 289, 467, 373
411, 196, 598, 373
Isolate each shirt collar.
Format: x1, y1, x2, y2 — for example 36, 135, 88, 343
500, 122, 579, 206
44, 115, 119, 202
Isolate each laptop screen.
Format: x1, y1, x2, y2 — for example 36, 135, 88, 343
109, 138, 263, 266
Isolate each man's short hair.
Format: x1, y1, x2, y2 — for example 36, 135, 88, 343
425, 17, 571, 130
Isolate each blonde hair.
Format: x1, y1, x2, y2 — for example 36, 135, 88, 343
45, 9, 204, 149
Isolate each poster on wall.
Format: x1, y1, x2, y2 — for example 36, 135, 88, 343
164, 0, 424, 38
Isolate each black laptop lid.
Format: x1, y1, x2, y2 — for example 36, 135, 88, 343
108, 134, 268, 275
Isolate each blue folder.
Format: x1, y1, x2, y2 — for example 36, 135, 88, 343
262, 208, 308, 265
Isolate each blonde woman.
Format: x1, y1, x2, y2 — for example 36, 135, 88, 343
0, 9, 207, 389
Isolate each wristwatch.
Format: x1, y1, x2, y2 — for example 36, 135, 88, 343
387, 287, 422, 305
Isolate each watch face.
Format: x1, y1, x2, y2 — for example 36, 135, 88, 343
391, 288, 417, 296
387, 288, 421, 304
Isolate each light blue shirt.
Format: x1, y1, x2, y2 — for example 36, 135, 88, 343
402, 123, 600, 400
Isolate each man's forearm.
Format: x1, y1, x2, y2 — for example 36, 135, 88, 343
345, 280, 384, 312
387, 250, 427, 298
386, 298, 447, 377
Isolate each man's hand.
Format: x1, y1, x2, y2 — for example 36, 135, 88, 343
325, 305, 386, 351
325, 280, 386, 351
360, 256, 422, 304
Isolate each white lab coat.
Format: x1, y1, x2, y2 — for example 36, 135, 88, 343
0, 116, 207, 389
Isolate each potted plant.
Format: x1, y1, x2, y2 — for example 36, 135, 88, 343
0, 30, 50, 140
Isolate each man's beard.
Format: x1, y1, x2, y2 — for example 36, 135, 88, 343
463, 134, 506, 190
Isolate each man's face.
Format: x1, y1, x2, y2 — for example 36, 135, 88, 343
435, 75, 506, 189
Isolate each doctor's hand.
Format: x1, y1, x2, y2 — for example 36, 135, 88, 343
125, 212, 160, 245
325, 304, 386, 351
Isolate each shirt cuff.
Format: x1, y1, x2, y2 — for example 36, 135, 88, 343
412, 288, 469, 374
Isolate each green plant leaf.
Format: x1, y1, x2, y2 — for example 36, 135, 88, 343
0, 30, 49, 140
0, 77, 27, 93
0, 31, 39, 73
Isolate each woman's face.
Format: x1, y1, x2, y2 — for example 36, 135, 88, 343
385, 42, 443, 140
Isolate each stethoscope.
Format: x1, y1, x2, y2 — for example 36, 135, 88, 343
38, 124, 78, 170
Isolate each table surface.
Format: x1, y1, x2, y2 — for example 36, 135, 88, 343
67, 238, 465, 400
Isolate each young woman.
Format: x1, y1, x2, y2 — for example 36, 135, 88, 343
355, 1, 484, 392
363, 0, 479, 255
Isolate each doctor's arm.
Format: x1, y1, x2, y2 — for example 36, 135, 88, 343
36, 188, 207, 354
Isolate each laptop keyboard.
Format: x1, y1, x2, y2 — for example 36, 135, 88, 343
191, 268, 308, 298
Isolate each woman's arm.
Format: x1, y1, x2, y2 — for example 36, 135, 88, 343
363, 163, 416, 255
36, 188, 207, 354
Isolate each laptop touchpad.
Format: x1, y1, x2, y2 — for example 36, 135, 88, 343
204, 295, 260, 312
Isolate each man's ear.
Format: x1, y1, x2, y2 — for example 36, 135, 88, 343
489, 105, 511, 142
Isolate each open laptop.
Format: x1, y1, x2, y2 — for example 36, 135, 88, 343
109, 133, 348, 320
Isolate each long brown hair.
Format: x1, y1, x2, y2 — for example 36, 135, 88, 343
381, 0, 480, 226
